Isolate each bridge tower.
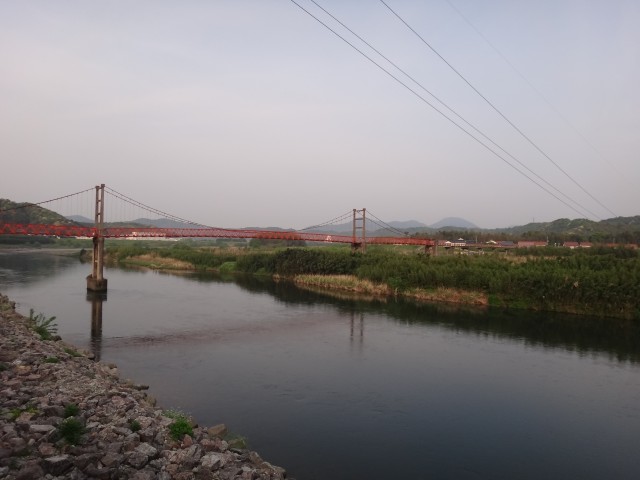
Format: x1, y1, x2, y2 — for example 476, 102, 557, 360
86, 184, 108, 292
352, 208, 366, 253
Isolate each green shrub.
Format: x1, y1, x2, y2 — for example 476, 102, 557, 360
44, 357, 59, 364
169, 418, 193, 440
58, 417, 85, 445
28, 309, 58, 340
164, 409, 193, 440
218, 261, 237, 273
64, 403, 80, 418
63, 347, 81, 357
129, 419, 141, 432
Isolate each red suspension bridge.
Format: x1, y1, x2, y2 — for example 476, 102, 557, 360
0, 184, 435, 292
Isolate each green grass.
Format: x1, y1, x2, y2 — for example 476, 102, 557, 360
63, 347, 81, 357
164, 409, 194, 441
28, 309, 58, 340
44, 356, 59, 363
9, 405, 38, 421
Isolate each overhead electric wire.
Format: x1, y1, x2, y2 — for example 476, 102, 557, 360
380, 0, 617, 218
443, 0, 632, 189
303, 0, 601, 220
288, 0, 596, 219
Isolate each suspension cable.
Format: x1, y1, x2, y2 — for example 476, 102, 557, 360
0, 187, 95, 214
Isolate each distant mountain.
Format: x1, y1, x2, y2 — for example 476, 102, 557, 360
3, 197, 639, 244
491, 216, 640, 242
306, 219, 427, 235
429, 217, 478, 230
66, 215, 93, 224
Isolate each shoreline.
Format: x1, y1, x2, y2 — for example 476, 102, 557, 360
118, 255, 619, 319
0, 293, 291, 480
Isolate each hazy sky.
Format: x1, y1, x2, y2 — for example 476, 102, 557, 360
1, 0, 638, 229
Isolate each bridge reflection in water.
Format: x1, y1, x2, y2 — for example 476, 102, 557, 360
86, 292, 105, 361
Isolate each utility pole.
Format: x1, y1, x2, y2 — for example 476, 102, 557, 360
352, 208, 366, 253
87, 184, 107, 292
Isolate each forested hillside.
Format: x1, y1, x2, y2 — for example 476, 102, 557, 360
0, 199, 74, 225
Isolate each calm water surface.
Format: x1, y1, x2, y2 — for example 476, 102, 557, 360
1, 250, 640, 480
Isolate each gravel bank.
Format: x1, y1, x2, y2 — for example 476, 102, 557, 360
0, 293, 291, 480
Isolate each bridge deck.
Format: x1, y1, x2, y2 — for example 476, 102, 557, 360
0, 223, 435, 246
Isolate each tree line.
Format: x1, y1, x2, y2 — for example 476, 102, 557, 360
110, 244, 640, 319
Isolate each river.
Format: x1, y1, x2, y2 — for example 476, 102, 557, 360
1, 250, 639, 479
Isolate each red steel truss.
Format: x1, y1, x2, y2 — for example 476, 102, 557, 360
0, 223, 435, 247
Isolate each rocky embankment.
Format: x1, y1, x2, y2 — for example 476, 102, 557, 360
0, 293, 290, 480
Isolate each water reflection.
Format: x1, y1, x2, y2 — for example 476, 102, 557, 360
349, 310, 364, 354
0, 250, 81, 286
229, 272, 640, 364
141, 268, 640, 364
87, 292, 105, 361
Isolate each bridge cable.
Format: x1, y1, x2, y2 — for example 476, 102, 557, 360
288, 0, 595, 220
366, 211, 409, 236
380, 0, 617, 218
297, 211, 354, 232
302, 0, 599, 221
104, 187, 218, 229
0, 187, 95, 215
366, 218, 399, 234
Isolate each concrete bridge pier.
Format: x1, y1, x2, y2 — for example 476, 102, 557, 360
86, 236, 107, 291
87, 184, 107, 292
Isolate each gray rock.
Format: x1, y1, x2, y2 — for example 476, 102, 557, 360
0, 294, 291, 480
100, 451, 124, 468
29, 424, 56, 434
73, 452, 101, 470
15, 463, 45, 480
42, 454, 73, 475
125, 450, 149, 469
207, 423, 228, 438
201, 452, 224, 470
135, 442, 158, 459
83, 465, 114, 479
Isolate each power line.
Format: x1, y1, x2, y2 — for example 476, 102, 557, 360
302, 0, 601, 219
288, 0, 596, 219
380, 0, 617, 218
443, 0, 632, 189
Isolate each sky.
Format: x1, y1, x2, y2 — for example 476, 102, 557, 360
1, 0, 639, 230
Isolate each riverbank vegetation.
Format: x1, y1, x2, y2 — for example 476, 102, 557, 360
105, 242, 640, 319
